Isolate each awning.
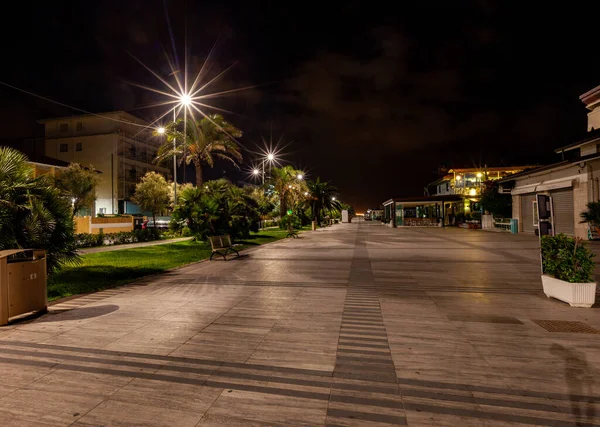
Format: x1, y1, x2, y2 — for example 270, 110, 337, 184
511, 180, 572, 195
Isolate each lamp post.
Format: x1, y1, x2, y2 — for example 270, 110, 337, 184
157, 93, 192, 206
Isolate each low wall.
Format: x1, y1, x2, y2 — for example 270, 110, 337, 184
75, 216, 134, 235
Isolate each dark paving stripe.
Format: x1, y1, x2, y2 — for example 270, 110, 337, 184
336, 355, 395, 365
337, 348, 392, 356
339, 335, 389, 343
326, 227, 403, 424
326, 408, 406, 425
338, 342, 391, 349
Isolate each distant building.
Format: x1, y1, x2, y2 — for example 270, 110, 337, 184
500, 84, 600, 239
382, 166, 534, 227
38, 112, 171, 215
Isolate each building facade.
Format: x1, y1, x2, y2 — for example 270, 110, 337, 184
39, 112, 171, 215
501, 84, 600, 239
382, 166, 533, 227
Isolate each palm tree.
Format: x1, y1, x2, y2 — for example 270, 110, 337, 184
155, 114, 242, 186
306, 178, 341, 226
0, 147, 78, 272
270, 166, 305, 217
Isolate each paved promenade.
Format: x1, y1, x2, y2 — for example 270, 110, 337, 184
0, 221, 599, 426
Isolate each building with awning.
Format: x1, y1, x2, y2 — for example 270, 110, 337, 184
499, 84, 600, 239
382, 195, 463, 227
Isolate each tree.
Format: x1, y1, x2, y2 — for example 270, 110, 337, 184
270, 166, 306, 217
53, 163, 100, 217
479, 181, 511, 218
306, 177, 341, 226
132, 172, 170, 227
0, 147, 78, 272
155, 115, 243, 186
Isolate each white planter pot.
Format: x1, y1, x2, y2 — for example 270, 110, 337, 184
541, 275, 597, 308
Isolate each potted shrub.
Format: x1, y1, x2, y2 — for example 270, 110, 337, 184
580, 201, 600, 238
540, 234, 596, 307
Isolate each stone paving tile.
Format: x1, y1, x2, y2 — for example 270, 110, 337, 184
0, 388, 105, 426
73, 399, 203, 427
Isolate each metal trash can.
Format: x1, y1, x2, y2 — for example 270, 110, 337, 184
510, 219, 519, 234
0, 249, 47, 325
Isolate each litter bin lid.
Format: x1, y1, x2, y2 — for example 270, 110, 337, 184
0, 249, 45, 260
0, 250, 27, 260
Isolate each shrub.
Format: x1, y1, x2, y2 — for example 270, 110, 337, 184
74, 233, 104, 248
171, 179, 260, 241
280, 214, 302, 230
0, 147, 78, 272
580, 201, 600, 226
74, 229, 162, 248
541, 234, 595, 283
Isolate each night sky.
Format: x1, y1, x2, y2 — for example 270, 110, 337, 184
2, 1, 600, 212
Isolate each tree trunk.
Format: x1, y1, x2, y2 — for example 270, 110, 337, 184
194, 159, 203, 186
152, 212, 157, 228
279, 192, 287, 218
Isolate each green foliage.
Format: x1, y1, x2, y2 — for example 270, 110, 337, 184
74, 233, 105, 248
305, 177, 341, 226
541, 234, 595, 283
269, 166, 307, 217
155, 115, 243, 186
53, 163, 100, 216
0, 147, 78, 272
171, 179, 260, 240
74, 229, 162, 248
132, 172, 171, 226
479, 181, 511, 217
279, 213, 302, 230
580, 201, 600, 226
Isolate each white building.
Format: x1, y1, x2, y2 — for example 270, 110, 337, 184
500, 85, 600, 239
39, 111, 171, 215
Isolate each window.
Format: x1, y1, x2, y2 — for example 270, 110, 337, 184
59, 143, 68, 152
76, 142, 82, 152
59, 123, 68, 132
98, 208, 106, 214
76, 122, 83, 132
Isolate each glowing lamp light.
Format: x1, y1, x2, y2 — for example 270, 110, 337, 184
332, 197, 336, 201
267, 153, 275, 161
288, 185, 292, 189
476, 172, 483, 178
469, 188, 477, 196
253, 169, 260, 175
297, 174, 303, 180
456, 175, 462, 181
180, 94, 192, 106
157, 127, 166, 135
304, 192, 309, 196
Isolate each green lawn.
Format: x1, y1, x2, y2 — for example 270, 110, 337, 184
48, 226, 310, 301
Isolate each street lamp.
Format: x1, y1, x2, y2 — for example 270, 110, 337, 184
332, 197, 336, 201
253, 169, 260, 176
267, 153, 274, 161
157, 127, 165, 135
180, 94, 192, 106
297, 174, 303, 180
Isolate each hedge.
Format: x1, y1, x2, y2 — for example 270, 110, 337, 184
75, 228, 162, 248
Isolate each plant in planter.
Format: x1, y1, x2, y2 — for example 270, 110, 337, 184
580, 201, 600, 238
540, 234, 596, 307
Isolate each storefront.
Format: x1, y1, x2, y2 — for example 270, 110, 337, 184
382, 195, 463, 227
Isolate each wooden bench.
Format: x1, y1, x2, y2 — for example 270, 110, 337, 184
208, 235, 240, 261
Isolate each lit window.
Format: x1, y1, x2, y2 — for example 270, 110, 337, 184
59, 143, 68, 152
76, 122, 83, 132
59, 123, 68, 132
76, 142, 82, 152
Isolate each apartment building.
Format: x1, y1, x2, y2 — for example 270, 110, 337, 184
39, 111, 171, 215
